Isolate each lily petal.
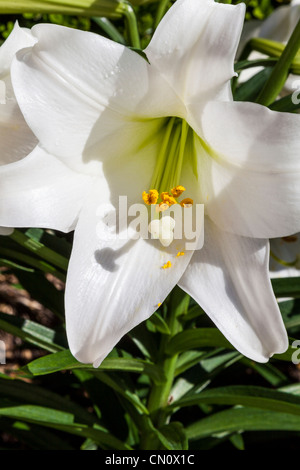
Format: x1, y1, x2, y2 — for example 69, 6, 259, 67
192, 100, 300, 238
145, 0, 245, 105
0, 22, 36, 76
0, 23, 37, 165
0, 77, 37, 165
178, 218, 288, 362
0, 146, 93, 232
11, 24, 179, 174
65, 185, 194, 367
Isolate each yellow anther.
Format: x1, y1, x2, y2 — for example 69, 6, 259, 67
157, 303, 162, 307
160, 192, 177, 206
142, 189, 159, 205
180, 198, 193, 207
162, 261, 172, 269
171, 185, 185, 198
176, 251, 185, 257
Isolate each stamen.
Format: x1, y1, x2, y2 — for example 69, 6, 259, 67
142, 189, 159, 205
160, 192, 177, 206
180, 198, 193, 207
171, 185, 185, 198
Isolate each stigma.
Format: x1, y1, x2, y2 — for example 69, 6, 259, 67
143, 185, 194, 248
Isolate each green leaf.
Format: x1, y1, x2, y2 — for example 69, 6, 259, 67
0, 311, 66, 353
24, 349, 165, 384
166, 328, 296, 362
171, 351, 241, 404
234, 68, 273, 102
172, 385, 300, 416
0, 258, 34, 272
241, 359, 288, 387
147, 312, 171, 335
0, 418, 75, 450
279, 298, 300, 331
269, 93, 300, 113
156, 422, 188, 450
0, 404, 75, 425
186, 407, 300, 441
0, 0, 126, 18
129, 323, 158, 360
234, 57, 278, 73
0, 404, 131, 449
166, 328, 232, 355
94, 371, 149, 416
10, 230, 68, 272
0, 375, 97, 426
229, 433, 245, 450
271, 277, 300, 298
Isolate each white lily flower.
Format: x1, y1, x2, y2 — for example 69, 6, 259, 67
1, 0, 300, 366
238, 0, 300, 90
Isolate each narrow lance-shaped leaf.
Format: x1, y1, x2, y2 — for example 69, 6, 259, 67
0, 0, 125, 18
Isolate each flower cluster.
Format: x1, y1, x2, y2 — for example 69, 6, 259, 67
1, 0, 300, 367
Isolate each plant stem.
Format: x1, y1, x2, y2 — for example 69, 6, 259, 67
123, 1, 141, 48
141, 288, 189, 448
154, 0, 170, 28
92, 17, 126, 44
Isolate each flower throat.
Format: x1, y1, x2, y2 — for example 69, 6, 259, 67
142, 117, 198, 208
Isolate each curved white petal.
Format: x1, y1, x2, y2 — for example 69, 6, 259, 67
0, 146, 93, 232
65, 185, 194, 367
178, 218, 288, 363
0, 76, 37, 165
11, 24, 180, 174
0, 22, 36, 76
145, 0, 245, 105
191, 100, 300, 238
0, 23, 37, 165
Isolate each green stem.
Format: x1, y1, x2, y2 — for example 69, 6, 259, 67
141, 288, 189, 448
154, 0, 170, 28
123, 2, 141, 49
9, 230, 68, 272
92, 17, 126, 44
256, 18, 300, 106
